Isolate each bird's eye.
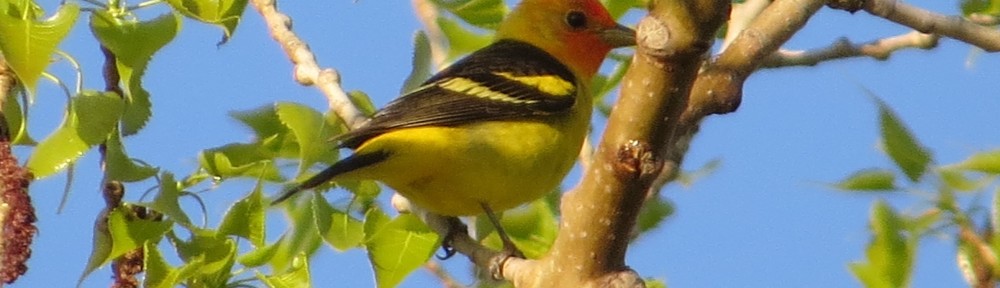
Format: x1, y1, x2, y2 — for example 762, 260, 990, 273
565, 10, 587, 29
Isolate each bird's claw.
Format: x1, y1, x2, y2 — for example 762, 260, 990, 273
435, 216, 468, 260
436, 240, 458, 260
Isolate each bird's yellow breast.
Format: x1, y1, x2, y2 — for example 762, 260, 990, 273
341, 101, 590, 216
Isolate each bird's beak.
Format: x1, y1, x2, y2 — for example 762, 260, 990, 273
601, 24, 636, 48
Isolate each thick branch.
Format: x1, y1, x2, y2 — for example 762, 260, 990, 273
515, 0, 728, 287
762, 31, 939, 68
665, 0, 824, 208
683, 0, 825, 123
249, 0, 367, 127
829, 0, 1000, 51
722, 0, 770, 51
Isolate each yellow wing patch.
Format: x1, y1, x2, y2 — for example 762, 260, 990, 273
437, 77, 538, 104
493, 72, 575, 97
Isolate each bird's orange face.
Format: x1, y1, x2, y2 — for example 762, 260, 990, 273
497, 0, 634, 78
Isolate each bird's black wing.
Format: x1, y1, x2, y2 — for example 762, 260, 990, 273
337, 39, 578, 149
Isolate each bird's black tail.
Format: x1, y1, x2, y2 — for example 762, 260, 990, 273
270, 151, 390, 205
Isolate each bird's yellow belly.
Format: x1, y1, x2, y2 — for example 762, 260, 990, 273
346, 120, 582, 216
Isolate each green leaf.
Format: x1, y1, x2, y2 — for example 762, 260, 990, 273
955, 149, 1000, 174
0, 1, 44, 19
365, 213, 440, 288
26, 115, 88, 178
230, 105, 287, 141
0, 2, 79, 95
939, 167, 992, 192
75, 90, 126, 143
108, 208, 173, 266
363, 208, 391, 242
237, 236, 280, 267
338, 179, 382, 201
637, 197, 674, 236
313, 195, 364, 251
430, 0, 507, 29
198, 142, 282, 180
905, 209, 939, 235
834, 169, 897, 192
27, 91, 125, 178
645, 278, 668, 288
875, 98, 931, 182
477, 197, 557, 258
675, 158, 721, 188
401, 31, 434, 94
259, 253, 311, 288
275, 102, 338, 174
993, 189, 1000, 249
143, 241, 174, 288
105, 131, 159, 182
172, 229, 237, 287
91, 11, 181, 135
165, 0, 247, 44
145, 242, 205, 288
145, 172, 192, 225
590, 54, 632, 102
2, 91, 33, 145
77, 207, 114, 287
849, 201, 914, 288
348, 91, 377, 118
602, 0, 645, 19
270, 198, 324, 272
436, 16, 492, 62
218, 184, 266, 247
231, 104, 323, 159
962, 0, 1000, 16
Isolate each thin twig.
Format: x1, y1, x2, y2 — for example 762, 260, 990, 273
249, 0, 367, 128
968, 13, 1000, 26
829, 0, 1000, 51
424, 261, 464, 288
762, 31, 939, 67
578, 136, 593, 172
0, 59, 14, 110
411, 0, 448, 67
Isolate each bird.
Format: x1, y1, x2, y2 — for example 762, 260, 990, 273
272, 0, 634, 256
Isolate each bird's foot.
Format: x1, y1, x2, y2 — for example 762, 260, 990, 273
436, 216, 467, 260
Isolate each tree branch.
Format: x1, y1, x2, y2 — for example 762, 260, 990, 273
411, 0, 448, 67
721, 0, 770, 51
968, 13, 1000, 26
829, 0, 1000, 51
683, 0, 825, 123
761, 31, 939, 68
249, 0, 367, 127
423, 260, 463, 288
494, 0, 729, 287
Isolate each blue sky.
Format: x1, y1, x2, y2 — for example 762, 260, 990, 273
17, 1, 1000, 287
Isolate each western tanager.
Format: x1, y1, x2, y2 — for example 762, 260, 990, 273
273, 0, 634, 255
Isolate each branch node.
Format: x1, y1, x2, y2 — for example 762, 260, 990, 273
489, 254, 514, 280
594, 269, 646, 288
636, 17, 672, 59
615, 140, 660, 182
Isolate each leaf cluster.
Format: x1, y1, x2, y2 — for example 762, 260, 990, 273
0, 0, 666, 287
833, 96, 1000, 288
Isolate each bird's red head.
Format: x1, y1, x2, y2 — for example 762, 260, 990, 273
497, 0, 635, 78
